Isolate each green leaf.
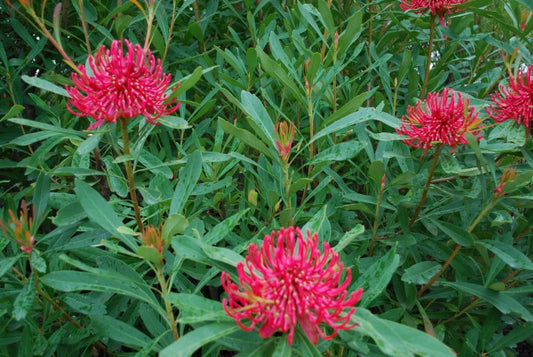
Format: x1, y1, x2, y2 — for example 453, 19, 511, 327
0, 104, 25, 123
165, 293, 231, 324
310, 141, 366, 164
40, 270, 162, 315
240, 91, 277, 150
402, 261, 442, 285
352, 308, 455, 357
256, 47, 306, 106
441, 282, 533, 322
476, 240, 533, 270
136, 246, 162, 264
487, 322, 533, 354
272, 337, 292, 357
74, 179, 136, 249
0, 257, 18, 278
32, 172, 50, 224
430, 219, 474, 247
162, 213, 189, 243
302, 205, 330, 241
13, 275, 36, 321
334, 224, 365, 253
30, 253, 47, 273
353, 247, 400, 308
168, 66, 204, 100
203, 209, 248, 245
169, 151, 202, 215
76, 133, 103, 155
218, 118, 277, 161
160, 322, 240, 357
157, 116, 191, 130
202, 245, 245, 267
368, 161, 385, 185
21, 75, 69, 97
312, 108, 400, 143
91, 315, 154, 350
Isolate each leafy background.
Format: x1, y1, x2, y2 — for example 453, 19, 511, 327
0, 0, 532, 356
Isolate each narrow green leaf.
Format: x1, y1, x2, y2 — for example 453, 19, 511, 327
256, 47, 306, 106
368, 161, 385, 185
334, 224, 365, 253
353, 247, 400, 308
402, 261, 442, 285
430, 219, 474, 247
40, 270, 162, 314
162, 213, 189, 243
476, 240, 533, 270
21, 75, 69, 97
241, 91, 277, 150
32, 173, 50, 224
218, 118, 277, 161
272, 337, 292, 357
442, 282, 533, 322
74, 179, 136, 249
310, 141, 366, 164
312, 108, 400, 143
204, 209, 248, 245
165, 293, 231, 324
352, 308, 455, 357
0, 104, 25, 123
13, 275, 36, 321
0, 257, 18, 278
91, 315, 154, 350
160, 323, 240, 357
169, 151, 202, 215
202, 245, 245, 267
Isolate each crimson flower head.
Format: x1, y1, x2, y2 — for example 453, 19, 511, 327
486, 65, 533, 135
396, 88, 482, 155
66, 39, 179, 130
400, 0, 468, 26
221, 226, 363, 345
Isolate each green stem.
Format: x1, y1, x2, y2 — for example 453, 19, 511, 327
418, 196, 501, 296
421, 15, 436, 98
282, 161, 293, 225
409, 144, 442, 227
119, 118, 144, 232
78, 0, 91, 54
155, 267, 179, 340
368, 182, 385, 257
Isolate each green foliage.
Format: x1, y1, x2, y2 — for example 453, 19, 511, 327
0, 0, 532, 356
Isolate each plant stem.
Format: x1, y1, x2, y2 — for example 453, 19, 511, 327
155, 267, 179, 340
421, 15, 436, 98
418, 197, 500, 296
409, 144, 442, 227
282, 161, 293, 225
368, 180, 385, 257
78, 0, 91, 54
119, 118, 144, 232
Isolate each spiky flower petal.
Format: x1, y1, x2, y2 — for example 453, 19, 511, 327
486, 66, 533, 135
396, 88, 482, 155
66, 39, 179, 130
221, 227, 362, 345
400, 0, 468, 26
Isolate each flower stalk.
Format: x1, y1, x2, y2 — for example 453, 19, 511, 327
119, 118, 144, 232
409, 144, 442, 227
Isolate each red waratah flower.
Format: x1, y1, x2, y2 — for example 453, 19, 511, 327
396, 88, 482, 155
221, 226, 363, 345
486, 65, 533, 135
66, 39, 179, 130
400, 0, 467, 26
